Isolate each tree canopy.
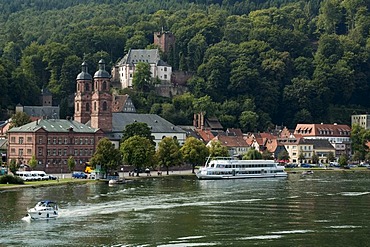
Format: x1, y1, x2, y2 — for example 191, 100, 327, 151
0, 0, 370, 130
90, 138, 121, 175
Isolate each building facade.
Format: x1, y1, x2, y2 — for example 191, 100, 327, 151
7, 119, 104, 173
351, 114, 370, 129
294, 123, 351, 158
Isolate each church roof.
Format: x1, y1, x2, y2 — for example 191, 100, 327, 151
76, 61, 92, 80
94, 59, 110, 78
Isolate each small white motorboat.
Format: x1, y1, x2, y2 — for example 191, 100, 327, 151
27, 201, 59, 220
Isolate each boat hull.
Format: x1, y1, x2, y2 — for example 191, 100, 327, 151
196, 173, 287, 180
27, 209, 58, 220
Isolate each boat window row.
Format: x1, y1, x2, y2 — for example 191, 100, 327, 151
214, 164, 274, 168
207, 170, 267, 175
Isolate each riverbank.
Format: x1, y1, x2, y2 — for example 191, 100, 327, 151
0, 169, 196, 191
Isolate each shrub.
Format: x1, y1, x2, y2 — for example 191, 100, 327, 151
0, 175, 24, 184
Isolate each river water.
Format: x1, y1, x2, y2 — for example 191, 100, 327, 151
1, 171, 370, 247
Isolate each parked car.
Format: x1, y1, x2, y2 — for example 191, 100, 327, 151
72, 171, 88, 179
48, 174, 57, 180
31, 171, 49, 180
285, 163, 298, 168
301, 163, 314, 168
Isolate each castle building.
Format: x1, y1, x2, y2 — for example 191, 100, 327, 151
111, 49, 172, 89
153, 30, 175, 54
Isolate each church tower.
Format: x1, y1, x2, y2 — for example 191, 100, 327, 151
74, 62, 92, 124
90, 59, 112, 132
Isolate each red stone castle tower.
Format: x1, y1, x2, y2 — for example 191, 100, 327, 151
74, 60, 112, 132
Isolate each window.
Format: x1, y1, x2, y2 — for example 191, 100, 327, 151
38, 148, 43, 156
27, 137, 32, 143
90, 138, 94, 145
94, 102, 97, 111
58, 149, 62, 156
11, 137, 15, 143
85, 83, 89, 91
103, 102, 107, 111
11, 148, 15, 154
80, 138, 83, 144
64, 138, 68, 144
53, 137, 57, 144
47, 149, 51, 156
48, 138, 51, 144
64, 149, 67, 156
76, 103, 79, 112
103, 81, 107, 90
58, 137, 62, 144
19, 149, 24, 157
53, 149, 56, 156
164, 67, 167, 72
74, 149, 78, 156
39, 137, 43, 144
86, 102, 90, 112
19, 137, 24, 144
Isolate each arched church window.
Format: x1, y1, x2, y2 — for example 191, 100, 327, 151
76, 103, 79, 112
85, 83, 89, 91
94, 102, 97, 111
102, 81, 107, 90
86, 102, 90, 112
103, 101, 107, 111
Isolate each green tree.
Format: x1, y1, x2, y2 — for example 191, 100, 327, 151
180, 137, 209, 173
121, 136, 155, 176
239, 111, 258, 132
328, 151, 336, 162
156, 137, 182, 175
10, 111, 31, 128
121, 122, 155, 146
299, 153, 305, 164
208, 140, 229, 157
132, 62, 152, 92
67, 156, 76, 173
243, 149, 262, 160
261, 150, 273, 160
90, 138, 121, 176
312, 152, 319, 164
9, 159, 17, 175
277, 150, 290, 162
28, 155, 37, 170
351, 151, 364, 163
338, 154, 348, 167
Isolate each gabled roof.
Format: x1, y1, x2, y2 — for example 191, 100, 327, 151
111, 113, 185, 134
212, 135, 249, 148
112, 94, 136, 113
196, 128, 215, 143
294, 123, 351, 137
119, 49, 162, 65
226, 128, 243, 136
22, 106, 60, 119
299, 138, 335, 150
7, 119, 100, 133
205, 117, 223, 130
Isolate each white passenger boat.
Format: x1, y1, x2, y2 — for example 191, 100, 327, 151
27, 201, 59, 220
196, 157, 288, 180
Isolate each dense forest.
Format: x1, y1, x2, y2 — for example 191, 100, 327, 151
0, 0, 369, 131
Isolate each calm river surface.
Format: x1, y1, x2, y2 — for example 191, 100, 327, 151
1, 172, 370, 247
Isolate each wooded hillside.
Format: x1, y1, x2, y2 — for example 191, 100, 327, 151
0, 0, 369, 131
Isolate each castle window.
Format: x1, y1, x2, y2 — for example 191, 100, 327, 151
103, 102, 107, 111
